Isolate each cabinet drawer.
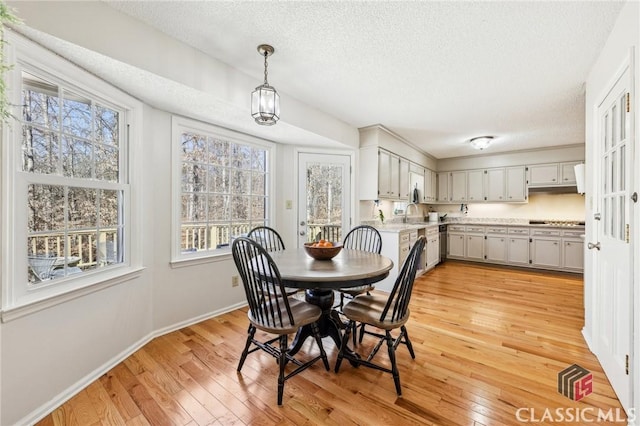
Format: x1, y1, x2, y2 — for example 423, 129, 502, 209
562, 229, 584, 237
486, 227, 507, 234
530, 229, 561, 237
465, 226, 485, 234
409, 230, 419, 242
508, 227, 530, 235
426, 227, 439, 236
448, 225, 465, 232
399, 232, 411, 244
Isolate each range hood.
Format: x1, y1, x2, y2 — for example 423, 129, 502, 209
528, 185, 579, 194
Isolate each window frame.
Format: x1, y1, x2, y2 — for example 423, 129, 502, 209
171, 116, 275, 265
1, 31, 144, 318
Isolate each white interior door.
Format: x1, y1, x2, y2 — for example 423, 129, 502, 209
297, 153, 351, 247
593, 65, 633, 410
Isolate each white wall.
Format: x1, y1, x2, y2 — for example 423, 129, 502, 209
584, 0, 640, 417
0, 3, 359, 425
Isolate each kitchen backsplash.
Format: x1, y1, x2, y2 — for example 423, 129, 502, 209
361, 193, 585, 222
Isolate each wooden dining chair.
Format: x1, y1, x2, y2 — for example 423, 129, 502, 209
232, 237, 330, 405
337, 225, 383, 343
334, 236, 426, 397
247, 226, 298, 296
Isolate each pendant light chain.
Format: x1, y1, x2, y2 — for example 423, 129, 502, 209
263, 51, 269, 86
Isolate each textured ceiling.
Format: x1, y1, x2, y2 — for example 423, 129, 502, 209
104, 0, 624, 159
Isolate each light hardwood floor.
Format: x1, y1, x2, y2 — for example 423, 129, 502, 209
37, 261, 626, 425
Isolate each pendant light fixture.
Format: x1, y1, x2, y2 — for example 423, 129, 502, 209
469, 136, 494, 150
251, 44, 280, 126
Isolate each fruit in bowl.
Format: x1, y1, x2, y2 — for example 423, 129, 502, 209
303, 240, 342, 260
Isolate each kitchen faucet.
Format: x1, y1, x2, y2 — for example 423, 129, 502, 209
404, 203, 419, 223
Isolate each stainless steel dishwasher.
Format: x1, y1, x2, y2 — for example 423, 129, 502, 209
439, 224, 447, 262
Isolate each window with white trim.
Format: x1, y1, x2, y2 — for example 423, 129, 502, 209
172, 118, 272, 260
2, 32, 140, 311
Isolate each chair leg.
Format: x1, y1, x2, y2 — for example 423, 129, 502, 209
358, 323, 367, 343
351, 321, 358, 346
386, 330, 402, 396
277, 334, 288, 405
311, 321, 330, 371
237, 325, 256, 372
335, 320, 354, 373
401, 325, 416, 359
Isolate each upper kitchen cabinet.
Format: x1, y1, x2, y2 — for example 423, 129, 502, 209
437, 172, 450, 202
378, 149, 400, 199
420, 166, 437, 203
485, 168, 506, 201
450, 171, 467, 202
358, 125, 436, 201
467, 170, 484, 202
505, 166, 527, 202
400, 158, 411, 200
527, 161, 581, 187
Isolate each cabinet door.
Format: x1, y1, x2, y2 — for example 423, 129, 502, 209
389, 154, 400, 198
448, 233, 465, 258
506, 166, 526, 202
560, 162, 580, 185
485, 235, 507, 262
508, 237, 529, 265
426, 236, 439, 268
450, 171, 467, 202
466, 234, 484, 260
531, 237, 561, 268
437, 172, 450, 202
528, 164, 559, 186
431, 170, 437, 202
378, 150, 391, 198
467, 170, 484, 202
423, 168, 433, 202
486, 168, 506, 202
563, 239, 584, 270
399, 158, 410, 200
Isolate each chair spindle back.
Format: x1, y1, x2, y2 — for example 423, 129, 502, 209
342, 225, 382, 254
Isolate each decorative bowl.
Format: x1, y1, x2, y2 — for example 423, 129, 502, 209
303, 242, 342, 260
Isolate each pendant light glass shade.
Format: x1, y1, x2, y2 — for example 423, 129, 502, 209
251, 44, 280, 126
251, 84, 280, 125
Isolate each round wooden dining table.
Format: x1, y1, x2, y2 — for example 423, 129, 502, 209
264, 247, 393, 356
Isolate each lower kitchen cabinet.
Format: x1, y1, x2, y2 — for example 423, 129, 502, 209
447, 226, 466, 259
442, 223, 582, 274
426, 227, 440, 270
531, 236, 561, 269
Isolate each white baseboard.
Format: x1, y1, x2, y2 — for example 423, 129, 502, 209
18, 301, 247, 426
581, 327, 595, 353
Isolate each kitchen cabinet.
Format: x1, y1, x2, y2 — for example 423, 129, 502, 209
465, 226, 484, 261
378, 149, 400, 198
528, 161, 582, 187
560, 161, 581, 185
447, 225, 465, 258
399, 158, 411, 200
485, 168, 506, 202
437, 172, 450, 202
409, 163, 424, 203
507, 227, 530, 265
562, 229, 584, 271
467, 170, 484, 202
378, 227, 428, 292
426, 227, 440, 270
485, 226, 507, 263
530, 229, 561, 269
506, 166, 527, 202
528, 163, 559, 186
450, 171, 467, 202
423, 169, 436, 202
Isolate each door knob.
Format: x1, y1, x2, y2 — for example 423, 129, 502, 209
588, 242, 601, 250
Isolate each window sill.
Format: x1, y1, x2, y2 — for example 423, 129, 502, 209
170, 251, 232, 269
1, 266, 145, 322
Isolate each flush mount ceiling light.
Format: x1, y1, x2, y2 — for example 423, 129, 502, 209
469, 136, 494, 150
251, 44, 280, 126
